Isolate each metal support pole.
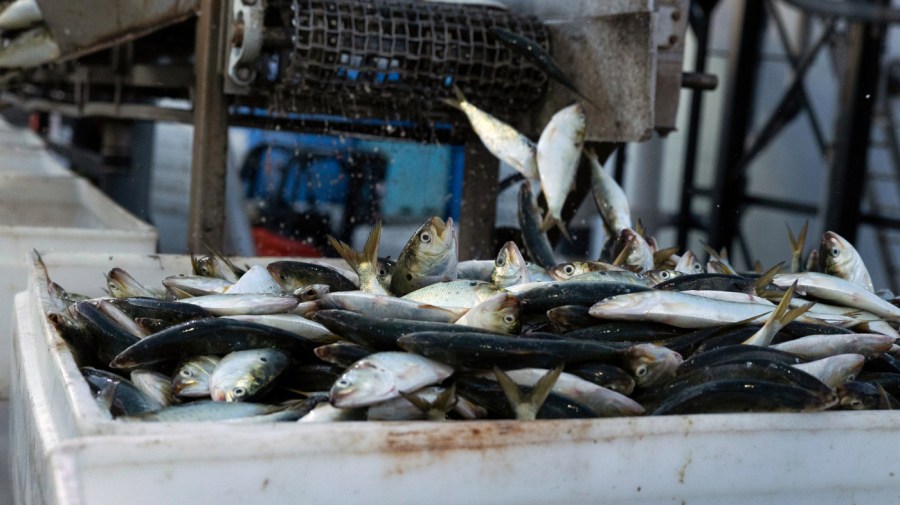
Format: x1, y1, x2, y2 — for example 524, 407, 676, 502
824, 2, 888, 242
676, 2, 713, 250
189, 0, 229, 252
708, 0, 765, 255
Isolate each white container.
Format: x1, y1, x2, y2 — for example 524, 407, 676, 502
0, 178, 157, 399
13, 252, 900, 505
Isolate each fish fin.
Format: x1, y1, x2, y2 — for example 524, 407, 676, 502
203, 242, 246, 278
753, 261, 785, 295
753, 260, 763, 273
494, 366, 563, 420
653, 246, 679, 268
327, 235, 362, 271
401, 383, 458, 421
786, 221, 808, 273
635, 219, 646, 237
363, 221, 382, 266
741, 281, 797, 346
876, 384, 894, 410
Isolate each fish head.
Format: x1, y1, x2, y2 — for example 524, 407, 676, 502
293, 284, 331, 301
376, 257, 396, 290
590, 291, 660, 318
625, 343, 683, 387
106, 268, 140, 298
836, 382, 880, 410
173, 359, 216, 397
644, 269, 684, 286
549, 262, 585, 281
463, 293, 521, 334
819, 231, 858, 276
330, 359, 397, 408
396, 217, 458, 288
675, 250, 703, 274
491, 241, 529, 286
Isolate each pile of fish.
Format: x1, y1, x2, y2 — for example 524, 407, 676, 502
37, 92, 900, 423
39, 210, 900, 423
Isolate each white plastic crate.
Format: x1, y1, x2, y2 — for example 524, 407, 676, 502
12, 251, 900, 504
0, 178, 157, 399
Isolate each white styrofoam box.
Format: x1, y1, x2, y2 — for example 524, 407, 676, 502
0, 145, 70, 177
13, 252, 900, 505
0, 178, 157, 400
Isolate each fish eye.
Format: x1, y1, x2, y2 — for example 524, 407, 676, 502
232, 387, 247, 398
693, 264, 702, 272
847, 373, 856, 381
496, 257, 506, 267
406, 273, 413, 281
180, 369, 193, 378
337, 378, 351, 388
259, 356, 268, 363
503, 315, 515, 324
420, 232, 431, 243
379, 268, 387, 276
660, 271, 671, 280
635, 365, 649, 377
850, 399, 863, 408
831, 247, 840, 258
564, 265, 575, 275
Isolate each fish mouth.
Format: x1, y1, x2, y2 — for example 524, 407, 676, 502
428, 216, 447, 236
210, 386, 227, 402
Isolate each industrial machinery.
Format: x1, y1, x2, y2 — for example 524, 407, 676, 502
0, 0, 695, 258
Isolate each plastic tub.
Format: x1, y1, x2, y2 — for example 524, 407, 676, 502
13, 252, 900, 505
0, 178, 157, 399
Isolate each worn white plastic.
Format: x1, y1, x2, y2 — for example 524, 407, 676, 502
14, 252, 900, 505
0, 178, 157, 400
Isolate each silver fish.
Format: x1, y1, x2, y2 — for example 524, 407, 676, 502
454, 292, 521, 334
330, 352, 454, 408
177, 293, 299, 316
536, 103, 585, 237
226, 265, 283, 295
624, 344, 683, 388
674, 251, 704, 275
772, 334, 894, 360
819, 231, 874, 292
391, 216, 458, 296
209, 348, 291, 402
586, 146, 631, 234
401, 279, 503, 308
222, 314, 339, 344
792, 354, 865, 389
444, 87, 538, 180
491, 241, 531, 287
172, 355, 220, 397
772, 272, 900, 321
484, 368, 645, 417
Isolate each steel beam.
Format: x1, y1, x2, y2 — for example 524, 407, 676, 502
708, 0, 765, 254
823, 1, 889, 243
188, 0, 229, 252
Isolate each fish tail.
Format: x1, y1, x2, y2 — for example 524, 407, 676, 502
327, 235, 363, 271
362, 220, 382, 267
743, 281, 808, 346
494, 365, 562, 420
786, 220, 808, 273
541, 213, 572, 242
753, 261, 785, 295
441, 85, 466, 110
653, 246, 679, 269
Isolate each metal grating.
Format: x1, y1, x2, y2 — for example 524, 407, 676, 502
266, 0, 549, 136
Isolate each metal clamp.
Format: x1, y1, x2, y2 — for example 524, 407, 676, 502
227, 0, 264, 87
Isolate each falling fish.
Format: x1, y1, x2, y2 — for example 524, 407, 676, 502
443, 87, 538, 180
536, 103, 586, 238
0, 0, 41, 30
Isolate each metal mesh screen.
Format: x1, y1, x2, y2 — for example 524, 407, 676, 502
261, 0, 549, 138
